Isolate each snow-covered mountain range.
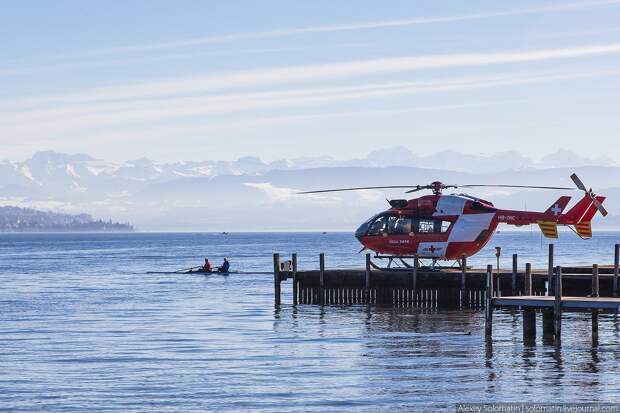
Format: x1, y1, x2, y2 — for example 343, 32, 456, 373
1, 148, 615, 193
1, 149, 618, 231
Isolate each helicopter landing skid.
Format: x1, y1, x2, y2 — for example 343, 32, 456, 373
370, 254, 463, 271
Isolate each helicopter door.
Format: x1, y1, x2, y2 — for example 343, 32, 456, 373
386, 215, 413, 253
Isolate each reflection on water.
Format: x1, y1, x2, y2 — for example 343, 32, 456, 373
1, 233, 620, 412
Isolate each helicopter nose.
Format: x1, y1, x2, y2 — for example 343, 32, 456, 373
355, 222, 369, 239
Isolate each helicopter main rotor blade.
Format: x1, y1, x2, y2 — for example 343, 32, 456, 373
591, 197, 609, 217
459, 184, 574, 190
297, 185, 418, 194
570, 173, 587, 191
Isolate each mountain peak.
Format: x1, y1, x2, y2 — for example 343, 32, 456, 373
30, 151, 94, 164
540, 149, 614, 168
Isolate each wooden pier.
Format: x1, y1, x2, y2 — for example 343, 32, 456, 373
487, 261, 620, 344
273, 244, 620, 311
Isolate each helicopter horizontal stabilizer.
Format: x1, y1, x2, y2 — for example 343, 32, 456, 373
574, 221, 593, 238
537, 220, 558, 238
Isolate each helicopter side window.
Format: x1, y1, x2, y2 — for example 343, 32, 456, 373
415, 219, 451, 233
440, 221, 451, 233
368, 215, 388, 236
418, 220, 435, 233
388, 216, 412, 234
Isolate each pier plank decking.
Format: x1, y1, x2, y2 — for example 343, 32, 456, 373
493, 295, 620, 310
484, 262, 620, 344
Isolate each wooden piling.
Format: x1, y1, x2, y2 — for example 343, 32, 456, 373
554, 266, 562, 343
292, 253, 298, 306
542, 310, 554, 337
319, 253, 325, 305
413, 255, 419, 300
592, 264, 599, 298
512, 254, 518, 295
485, 264, 494, 337
523, 309, 536, 341
273, 253, 281, 306
461, 254, 467, 306
524, 263, 532, 296
592, 264, 599, 342
547, 244, 554, 296
614, 244, 619, 297
365, 253, 371, 304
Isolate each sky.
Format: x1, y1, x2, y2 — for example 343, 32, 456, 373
2, 0, 620, 163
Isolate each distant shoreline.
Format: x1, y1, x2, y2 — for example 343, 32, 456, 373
0, 230, 135, 234
1, 229, 618, 234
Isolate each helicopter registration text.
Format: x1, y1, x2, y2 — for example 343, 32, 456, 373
388, 239, 410, 244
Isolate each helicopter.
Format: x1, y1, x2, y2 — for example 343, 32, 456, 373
299, 174, 607, 267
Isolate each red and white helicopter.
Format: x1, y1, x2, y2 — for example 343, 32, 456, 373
300, 174, 607, 266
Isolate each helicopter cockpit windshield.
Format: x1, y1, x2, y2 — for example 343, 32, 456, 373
367, 215, 387, 235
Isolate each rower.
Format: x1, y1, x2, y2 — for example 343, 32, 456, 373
218, 258, 230, 273
202, 258, 212, 272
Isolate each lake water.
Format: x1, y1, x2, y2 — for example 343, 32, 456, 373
1, 232, 620, 412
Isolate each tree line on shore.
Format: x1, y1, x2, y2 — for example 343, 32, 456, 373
0, 206, 133, 232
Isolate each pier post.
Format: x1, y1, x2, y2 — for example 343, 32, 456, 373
413, 255, 419, 303
365, 253, 371, 304
495, 247, 501, 296
614, 244, 619, 297
319, 253, 325, 305
547, 244, 554, 296
292, 253, 298, 306
554, 266, 562, 344
523, 308, 536, 342
512, 254, 518, 295
273, 253, 281, 306
592, 264, 599, 343
485, 264, 494, 337
542, 310, 554, 338
461, 254, 467, 307
592, 264, 599, 298
524, 263, 532, 296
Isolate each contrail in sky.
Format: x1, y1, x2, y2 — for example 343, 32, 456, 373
48, 0, 620, 58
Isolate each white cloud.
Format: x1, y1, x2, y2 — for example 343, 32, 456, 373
4, 42, 620, 115
243, 182, 297, 202
356, 190, 385, 203
43, 0, 620, 58
2, 67, 619, 138
244, 182, 341, 203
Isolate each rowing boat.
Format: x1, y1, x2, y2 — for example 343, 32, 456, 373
146, 269, 237, 274
185, 269, 237, 274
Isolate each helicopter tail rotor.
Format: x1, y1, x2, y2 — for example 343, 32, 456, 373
570, 173, 608, 217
